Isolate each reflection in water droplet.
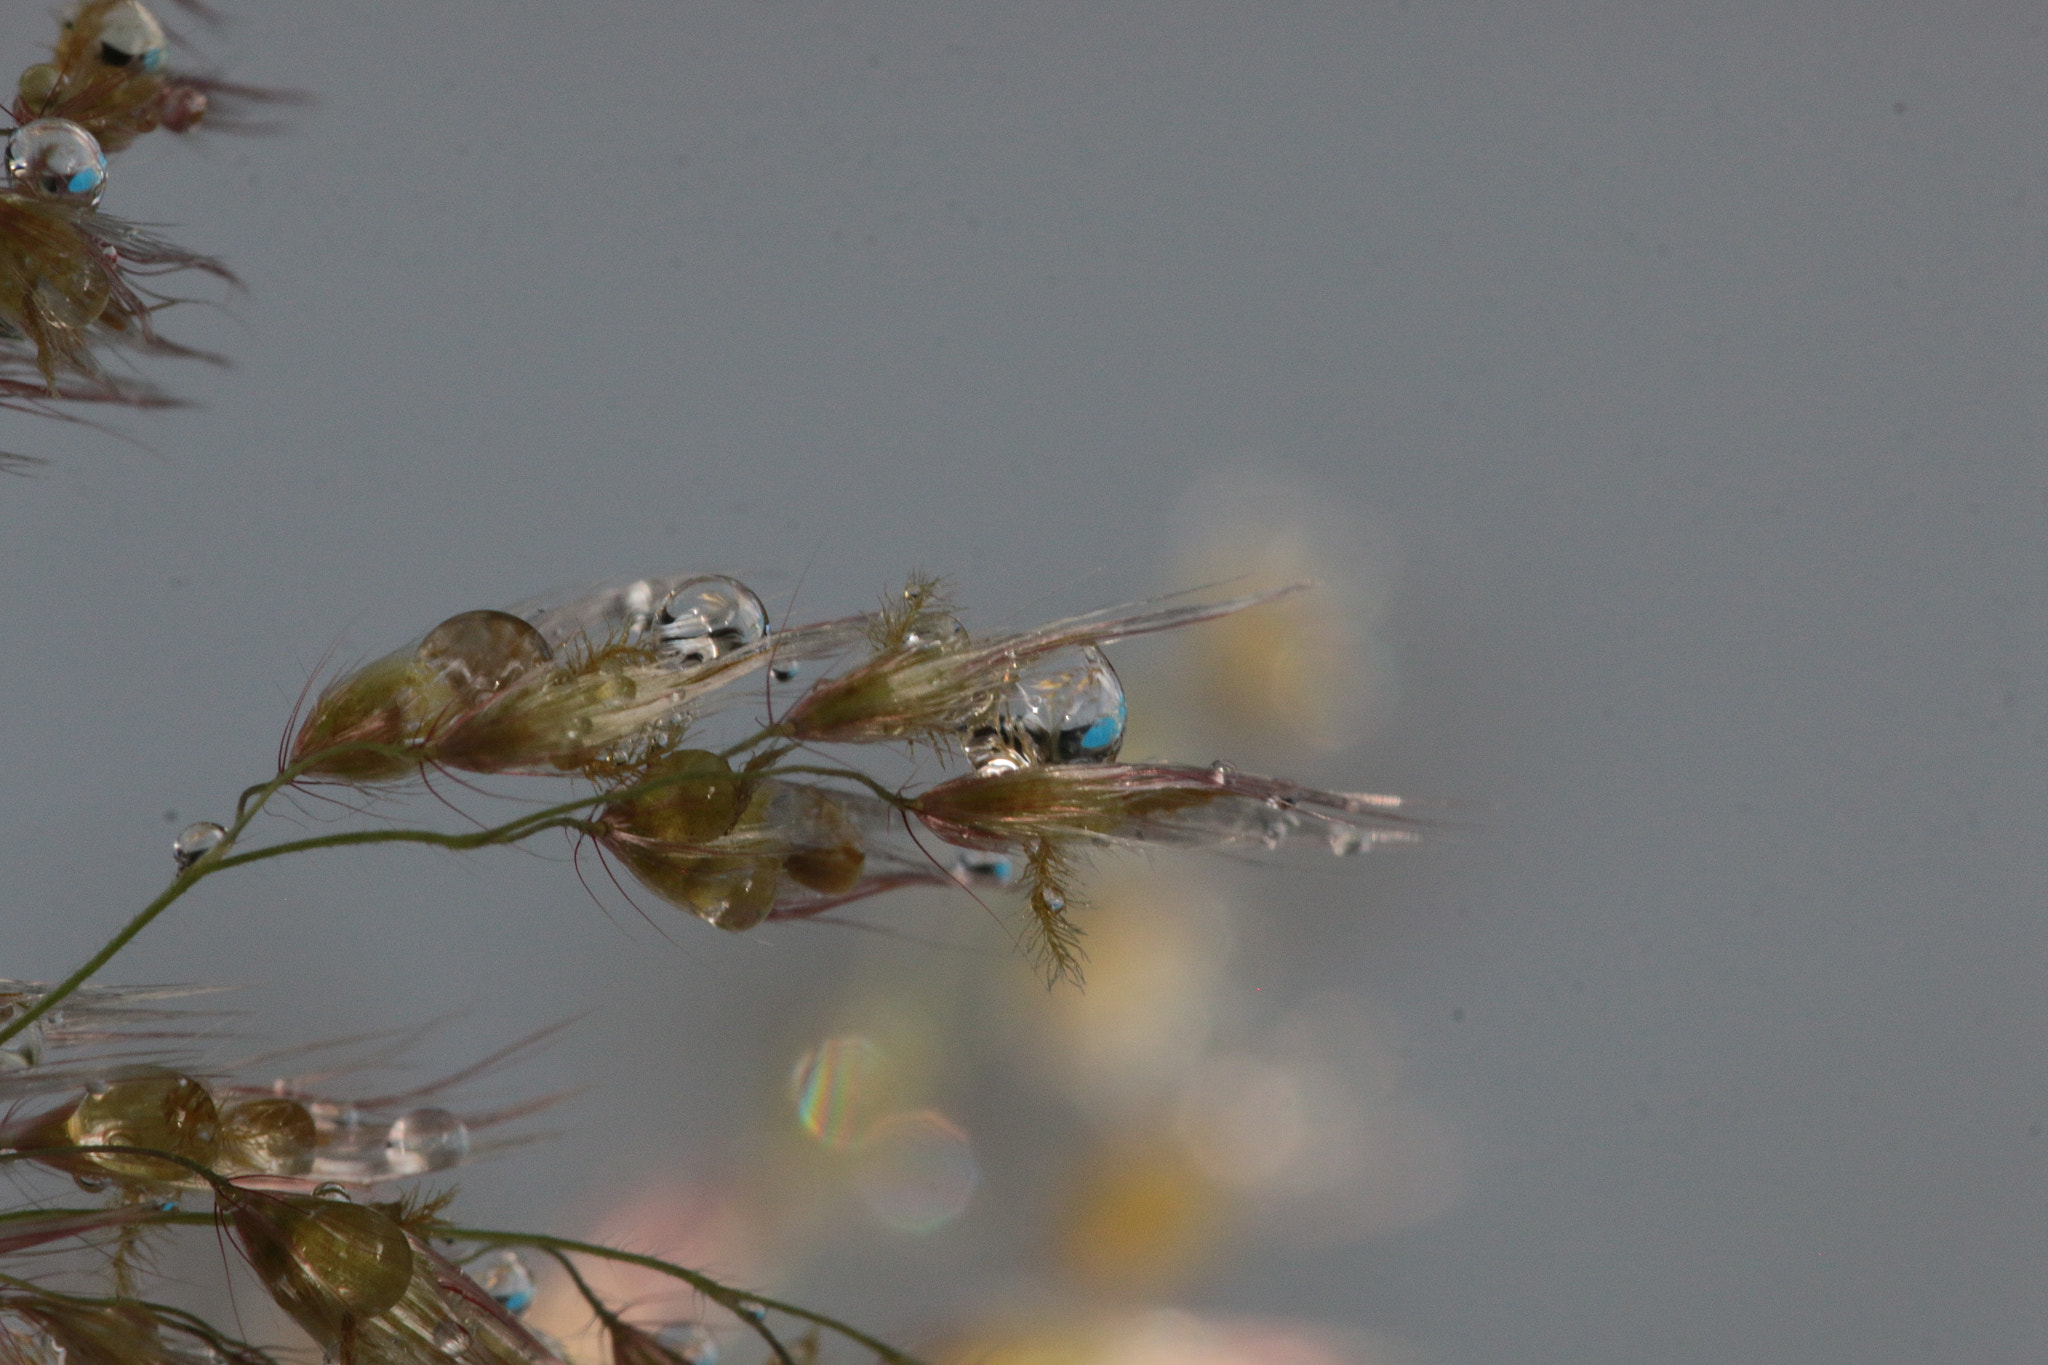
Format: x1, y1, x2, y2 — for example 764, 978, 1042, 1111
654, 1323, 719, 1364
467, 1247, 535, 1316
654, 576, 768, 666
769, 661, 800, 683
790, 1037, 890, 1149
173, 821, 228, 870
1207, 760, 1235, 785
4, 118, 106, 204
968, 646, 1126, 774
854, 1110, 979, 1233
72, 1170, 109, 1193
312, 1181, 352, 1202
385, 1106, 470, 1175
948, 852, 1019, 888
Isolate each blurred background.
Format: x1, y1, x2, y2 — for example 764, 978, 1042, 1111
3, 2, 2045, 1362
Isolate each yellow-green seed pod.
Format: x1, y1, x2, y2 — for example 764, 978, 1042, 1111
62, 1068, 219, 1183
230, 1192, 414, 1350
218, 1096, 317, 1176
290, 652, 424, 780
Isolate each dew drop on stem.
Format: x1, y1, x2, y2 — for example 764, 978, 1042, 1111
173, 821, 227, 871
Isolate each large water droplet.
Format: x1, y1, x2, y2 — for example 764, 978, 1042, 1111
94, 1, 167, 70
219, 1096, 317, 1176
414, 610, 554, 704
654, 1323, 719, 1364
384, 1106, 470, 1175
652, 576, 768, 666
5, 118, 106, 205
173, 821, 227, 871
67, 1070, 221, 1181
968, 646, 1125, 773
466, 1248, 535, 1316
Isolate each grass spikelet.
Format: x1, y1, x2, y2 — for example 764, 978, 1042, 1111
1022, 838, 1087, 986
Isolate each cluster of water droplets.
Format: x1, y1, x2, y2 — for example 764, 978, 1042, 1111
966, 646, 1127, 775
5, 117, 106, 204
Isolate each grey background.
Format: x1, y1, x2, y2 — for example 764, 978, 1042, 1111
2, 2, 2045, 1362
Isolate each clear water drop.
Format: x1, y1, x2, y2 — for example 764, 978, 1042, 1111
430, 1320, 471, 1354
653, 1323, 718, 1364
94, 1, 167, 70
968, 646, 1126, 773
312, 1181, 353, 1202
72, 1170, 109, 1193
734, 1299, 766, 1324
466, 1248, 535, 1316
5, 118, 106, 204
384, 1106, 470, 1175
653, 576, 768, 666
1207, 760, 1236, 785
770, 660, 800, 682
0, 1019, 44, 1070
173, 821, 227, 871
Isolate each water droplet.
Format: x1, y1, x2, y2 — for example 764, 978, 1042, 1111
853, 1110, 980, 1233
466, 1248, 535, 1316
384, 1106, 470, 1175
790, 1036, 891, 1148
312, 1181, 353, 1202
431, 1319, 471, 1354
415, 610, 554, 704
94, 1, 167, 70
653, 1323, 719, 1364
5, 118, 106, 204
770, 660, 800, 682
1208, 760, 1236, 785
653, 576, 768, 666
968, 646, 1126, 773
734, 1300, 766, 1325
72, 1170, 109, 1193
173, 821, 227, 871
67, 1070, 220, 1181
219, 1096, 317, 1176
1327, 828, 1366, 856
0, 1019, 44, 1070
